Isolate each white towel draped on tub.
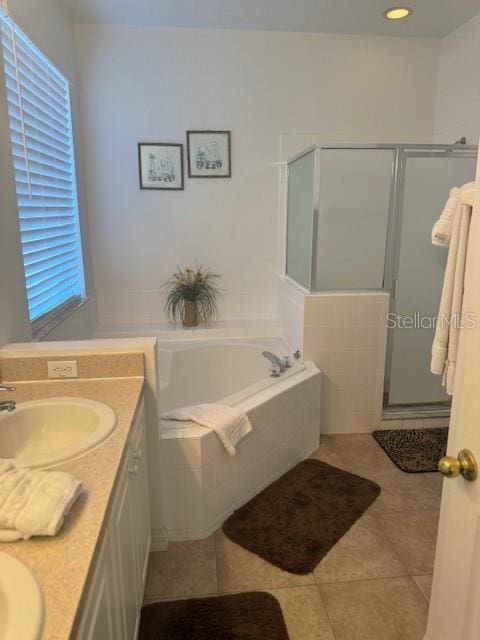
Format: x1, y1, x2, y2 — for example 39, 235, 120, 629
431, 184, 474, 395
0, 460, 82, 542
161, 404, 252, 456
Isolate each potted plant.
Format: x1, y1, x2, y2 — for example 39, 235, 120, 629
162, 264, 221, 327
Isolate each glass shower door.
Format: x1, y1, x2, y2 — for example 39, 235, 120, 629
316, 148, 394, 290
388, 152, 477, 406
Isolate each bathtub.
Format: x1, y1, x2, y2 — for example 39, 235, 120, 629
157, 337, 322, 541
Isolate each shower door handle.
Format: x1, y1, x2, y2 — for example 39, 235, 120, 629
438, 449, 478, 482
392, 278, 398, 300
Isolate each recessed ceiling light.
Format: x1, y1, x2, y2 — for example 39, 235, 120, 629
383, 6, 413, 20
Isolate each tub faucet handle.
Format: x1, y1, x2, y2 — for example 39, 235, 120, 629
293, 350, 301, 360
283, 356, 292, 368
270, 367, 281, 378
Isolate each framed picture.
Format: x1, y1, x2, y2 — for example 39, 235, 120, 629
138, 143, 184, 190
187, 130, 231, 178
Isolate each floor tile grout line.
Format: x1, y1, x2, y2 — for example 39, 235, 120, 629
368, 512, 424, 578
374, 511, 440, 576
317, 574, 427, 588
411, 575, 433, 605
216, 580, 317, 595
145, 572, 428, 604
213, 531, 220, 595
314, 582, 339, 640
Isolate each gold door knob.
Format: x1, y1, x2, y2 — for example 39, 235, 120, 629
438, 449, 478, 482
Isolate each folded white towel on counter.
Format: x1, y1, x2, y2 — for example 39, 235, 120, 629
161, 404, 252, 456
0, 459, 82, 542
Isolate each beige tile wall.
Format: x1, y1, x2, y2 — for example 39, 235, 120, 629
303, 292, 390, 434
277, 277, 305, 352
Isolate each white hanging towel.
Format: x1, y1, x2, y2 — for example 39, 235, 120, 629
0, 459, 82, 542
431, 184, 474, 394
161, 404, 252, 456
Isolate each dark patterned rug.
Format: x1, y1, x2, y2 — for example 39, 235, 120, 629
372, 427, 448, 473
139, 592, 289, 640
222, 459, 381, 575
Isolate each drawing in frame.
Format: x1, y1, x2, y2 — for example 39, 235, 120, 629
138, 142, 184, 190
187, 130, 231, 178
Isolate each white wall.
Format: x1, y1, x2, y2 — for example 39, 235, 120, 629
74, 24, 440, 326
433, 12, 480, 144
0, 55, 30, 347
0, 0, 96, 346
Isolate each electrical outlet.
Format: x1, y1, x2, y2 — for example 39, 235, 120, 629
47, 360, 78, 379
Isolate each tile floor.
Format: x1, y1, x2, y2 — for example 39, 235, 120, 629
144, 434, 442, 639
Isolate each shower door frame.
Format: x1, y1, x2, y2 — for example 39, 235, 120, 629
383, 145, 477, 417
286, 143, 400, 293
285, 143, 477, 417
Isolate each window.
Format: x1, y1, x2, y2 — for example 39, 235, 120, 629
0, 10, 85, 332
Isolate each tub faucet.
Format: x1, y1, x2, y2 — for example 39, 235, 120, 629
0, 400, 16, 413
262, 351, 285, 373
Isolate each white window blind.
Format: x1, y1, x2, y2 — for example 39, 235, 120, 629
0, 11, 85, 326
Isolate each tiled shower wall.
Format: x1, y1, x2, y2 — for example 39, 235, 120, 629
277, 277, 305, 351
96, 288, 277, 326
303, 292, 390, 434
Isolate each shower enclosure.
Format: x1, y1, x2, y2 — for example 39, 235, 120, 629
286, 144, 477, 414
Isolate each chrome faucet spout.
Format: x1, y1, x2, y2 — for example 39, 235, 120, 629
262, 351, 285, 373
0, 400, 16, 413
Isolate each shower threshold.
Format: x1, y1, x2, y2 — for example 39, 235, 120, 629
382, 403, 451, 421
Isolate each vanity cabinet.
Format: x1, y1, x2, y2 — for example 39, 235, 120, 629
75, 400, 151, 640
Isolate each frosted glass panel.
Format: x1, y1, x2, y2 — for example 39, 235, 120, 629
389, 154, 476, 405
315, 149, 393, 290
286, 151, 315, 289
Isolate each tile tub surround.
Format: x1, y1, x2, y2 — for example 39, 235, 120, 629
159, 367, 321, 541
303, 292, 390, 434
93, 318, 284, 341
277, 277, 305, 352
96, 287, 277, 326
0, 376, 144, 640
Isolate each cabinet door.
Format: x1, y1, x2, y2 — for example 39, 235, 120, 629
132, 408, 151, 589
112, 453, 139, 640
75, 528, 117, 640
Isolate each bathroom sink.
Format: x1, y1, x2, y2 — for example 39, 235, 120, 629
0, 397, 117, 468
0, 552, 44, 640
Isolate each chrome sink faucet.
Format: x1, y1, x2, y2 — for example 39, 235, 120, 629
0, 384, 16, 412
0, 400, 16, 412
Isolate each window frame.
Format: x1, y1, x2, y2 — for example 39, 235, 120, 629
0, 9, 86, 339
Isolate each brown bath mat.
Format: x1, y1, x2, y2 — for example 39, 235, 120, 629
222, 459, 381, 574
372, 427, 448, 473
139, 592, 289, 640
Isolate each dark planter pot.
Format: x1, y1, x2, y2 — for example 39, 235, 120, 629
183, 300, 198, 327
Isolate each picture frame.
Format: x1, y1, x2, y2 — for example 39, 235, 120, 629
138, 142, 184, 190
187, 130, 231, 178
